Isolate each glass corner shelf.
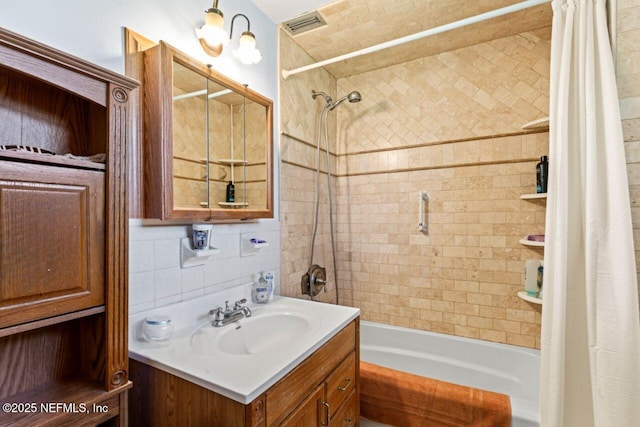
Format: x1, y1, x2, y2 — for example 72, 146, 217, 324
218, 201, 249, 209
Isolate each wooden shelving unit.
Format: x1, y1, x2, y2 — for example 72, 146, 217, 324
0, 379, 132, 427
0, 28, 137, 426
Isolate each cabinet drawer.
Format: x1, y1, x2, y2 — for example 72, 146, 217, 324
329, 389, 357, 427
0, 161, 105, 328
326, 352, 356, 417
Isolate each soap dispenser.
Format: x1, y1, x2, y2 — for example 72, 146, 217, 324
252, 272, 269, 304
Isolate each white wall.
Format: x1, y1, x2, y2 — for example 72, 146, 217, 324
0, 0, 277, 97
0, 0, 282, 313
129, 220, 281, 314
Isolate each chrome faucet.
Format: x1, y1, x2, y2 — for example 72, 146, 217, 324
208, 298, 252, 327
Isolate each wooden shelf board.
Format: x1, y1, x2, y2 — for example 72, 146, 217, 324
0, 306, 105, 338
517, 291, 542, 305
0, 151, 106, 171
0, 378, 131, 426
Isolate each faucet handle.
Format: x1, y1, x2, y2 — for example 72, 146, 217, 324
233, 298, 247, 309
208, 307, 225, 322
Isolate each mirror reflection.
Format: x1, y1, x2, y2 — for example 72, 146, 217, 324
171, 58, 269, 213
172, 61, 208, 209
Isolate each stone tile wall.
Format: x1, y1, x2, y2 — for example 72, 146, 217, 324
618, 0, 640, 297
279, 29, 339, 304
281, 3, 640, 347
329, 29, 552, 348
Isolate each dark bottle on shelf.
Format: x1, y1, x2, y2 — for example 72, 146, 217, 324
536, 155, 548, 193
226, 181, 235, 202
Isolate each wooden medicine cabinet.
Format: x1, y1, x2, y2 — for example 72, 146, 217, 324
140, 40, 273, 221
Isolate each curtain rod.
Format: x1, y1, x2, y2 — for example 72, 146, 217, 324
281, 0, 551, 79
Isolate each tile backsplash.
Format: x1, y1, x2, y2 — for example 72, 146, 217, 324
129, 219, 281, 314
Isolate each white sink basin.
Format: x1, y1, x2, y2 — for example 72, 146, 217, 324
190, 306, 320, 355
129, 294, 359, 404
217, 312, 311, 354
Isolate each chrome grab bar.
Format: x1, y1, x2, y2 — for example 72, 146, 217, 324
418, 190, 428, 233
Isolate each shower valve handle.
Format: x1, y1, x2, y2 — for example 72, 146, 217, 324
313, 276, 327, 292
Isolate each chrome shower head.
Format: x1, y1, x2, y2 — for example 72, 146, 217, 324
347, 91, 362, 103
329, 90, 362, 110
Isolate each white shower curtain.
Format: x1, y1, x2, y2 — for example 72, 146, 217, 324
541, 0, 640, 426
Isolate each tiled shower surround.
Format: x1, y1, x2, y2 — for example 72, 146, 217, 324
280, 28, 550, 348
280, 0, 640, 350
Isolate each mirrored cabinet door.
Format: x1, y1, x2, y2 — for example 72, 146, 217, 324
244, 98, 269, 211
142, 40, 273, 221
171, 61, 208, 210
207, 85, 247, 209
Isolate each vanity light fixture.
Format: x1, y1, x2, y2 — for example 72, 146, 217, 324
195, 0, 228, 57
229, 14, 262, 65
195, 1, 262, 65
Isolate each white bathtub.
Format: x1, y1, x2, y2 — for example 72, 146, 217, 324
360, 321, 540, 427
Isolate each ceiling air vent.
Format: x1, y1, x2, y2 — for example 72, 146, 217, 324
282, 11, 327, 36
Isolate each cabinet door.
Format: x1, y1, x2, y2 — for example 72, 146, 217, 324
0, 161, 105, 328
171, 59, 209, 211
329, 390, 357, 427
280, 384, 324, 427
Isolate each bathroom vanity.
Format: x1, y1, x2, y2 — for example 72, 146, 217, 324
128, 292, 360, 426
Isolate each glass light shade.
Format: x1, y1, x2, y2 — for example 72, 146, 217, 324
232, 31, 262, 65
205, 9, 223, 27
195, 9, 229, 57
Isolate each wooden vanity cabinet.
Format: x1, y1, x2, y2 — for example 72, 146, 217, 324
0, 28, 137, 426
280, 384, 324, 427
272, 322, 359, 426
128, 318, 360, 426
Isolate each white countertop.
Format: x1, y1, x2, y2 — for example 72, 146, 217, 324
129, 290, 359, 404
